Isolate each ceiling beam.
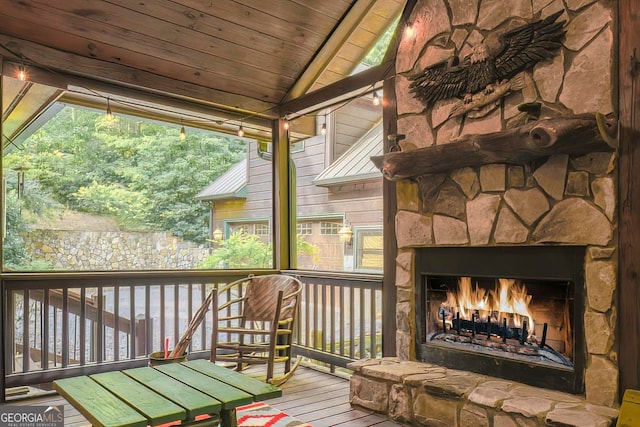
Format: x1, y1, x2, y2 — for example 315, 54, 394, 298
2, 59, 274, 129
279, 59, 393, 117
0, 34, 279, 119
282, 0, 378, 102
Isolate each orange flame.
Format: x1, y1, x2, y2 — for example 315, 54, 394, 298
438, 277, 535, 338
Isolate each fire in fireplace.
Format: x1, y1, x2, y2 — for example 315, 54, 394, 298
415, 246, 586, 394
428, 275, 572, 366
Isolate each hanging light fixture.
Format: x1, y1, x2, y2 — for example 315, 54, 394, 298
179, 119, 186, 140
17, 65, 27, 81
283, 120, 290, 130
372, 91, 381, 106
237, 121, 245, 137
106, 98, 114, 121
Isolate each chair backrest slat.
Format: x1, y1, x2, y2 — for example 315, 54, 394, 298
243, 275, 301, 322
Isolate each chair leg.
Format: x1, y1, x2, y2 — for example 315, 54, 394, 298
237, 332, 244, 372
266, 333, 277, 382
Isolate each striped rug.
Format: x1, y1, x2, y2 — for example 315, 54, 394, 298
237, 402, 311, 427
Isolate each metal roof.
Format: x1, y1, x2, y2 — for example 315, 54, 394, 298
313, 121, 383, 187
195, 158, 247, 201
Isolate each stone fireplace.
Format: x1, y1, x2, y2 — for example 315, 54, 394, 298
350, 1, 620, 425
415, 246, 586, 394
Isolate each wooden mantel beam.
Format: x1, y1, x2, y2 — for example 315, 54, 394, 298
370, 114, 617, 180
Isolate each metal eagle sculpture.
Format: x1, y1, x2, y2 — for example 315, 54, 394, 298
409, 10, 566, 107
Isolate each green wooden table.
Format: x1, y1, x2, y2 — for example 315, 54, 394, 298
53, 359, 282, 427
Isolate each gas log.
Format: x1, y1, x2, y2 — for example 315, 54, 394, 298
370, 113, 617, 180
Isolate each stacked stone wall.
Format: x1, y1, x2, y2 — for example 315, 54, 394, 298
350, 0, 621, 419
24, 230, 209, 270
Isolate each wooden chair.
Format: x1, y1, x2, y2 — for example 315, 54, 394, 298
210, 274, 303, 385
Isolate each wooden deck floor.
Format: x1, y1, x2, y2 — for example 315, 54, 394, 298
5, 365, 400, 427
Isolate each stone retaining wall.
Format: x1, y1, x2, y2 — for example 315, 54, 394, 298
24, 230, 209, 270
349, 358, 619, 427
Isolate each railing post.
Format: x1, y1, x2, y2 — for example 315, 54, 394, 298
135, 315, 150, 358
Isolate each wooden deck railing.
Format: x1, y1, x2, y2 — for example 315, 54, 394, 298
1, 269, 383, 400
287, 271, 383, 371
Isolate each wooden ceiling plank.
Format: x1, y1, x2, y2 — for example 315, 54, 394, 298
358, 13, 393, 33
0, 35, 278, 117
8, 0, 296, 90
326, 56, 360, 76
313, 71, 344, 88
170, 0, 328, 46
288, 0, 354, 18
233, 0, 345, 35
0, 13, 289, 102
369, 0, 405, 20
104, 0, 316, 62
283, 0, 378, 102
347, 27, 379, 49
35, 0, 303, 77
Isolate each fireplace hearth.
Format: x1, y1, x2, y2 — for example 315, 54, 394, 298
415, 246, 585, 394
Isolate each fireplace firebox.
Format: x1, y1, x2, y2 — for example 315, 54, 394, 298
415, 246, 586, 394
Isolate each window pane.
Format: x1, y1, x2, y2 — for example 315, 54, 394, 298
293, 91, 384, 272
356, 229, 383, 272
2, 78, 273, 271
297, 222, 312, 235
320, 222, 341, 235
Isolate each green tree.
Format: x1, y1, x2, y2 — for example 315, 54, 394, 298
199, 232, 319, 269
200, 231, 272, 269
1, 176, 55, 271
5, 106, 246, 243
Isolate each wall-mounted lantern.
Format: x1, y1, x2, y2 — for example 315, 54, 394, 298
338, 223, 353, 246
213, 228, 224, 241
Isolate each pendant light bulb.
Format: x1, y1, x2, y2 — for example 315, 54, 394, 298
106, 98, 114, 121
321, 122, 327, 136
283, 120, 290, 130
238, 122, 245, 137
372, 91, 381, 106
179, 125, 186, 140
17, 65, 26, 81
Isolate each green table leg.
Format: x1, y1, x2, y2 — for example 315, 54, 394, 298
220, 408, 237, 427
